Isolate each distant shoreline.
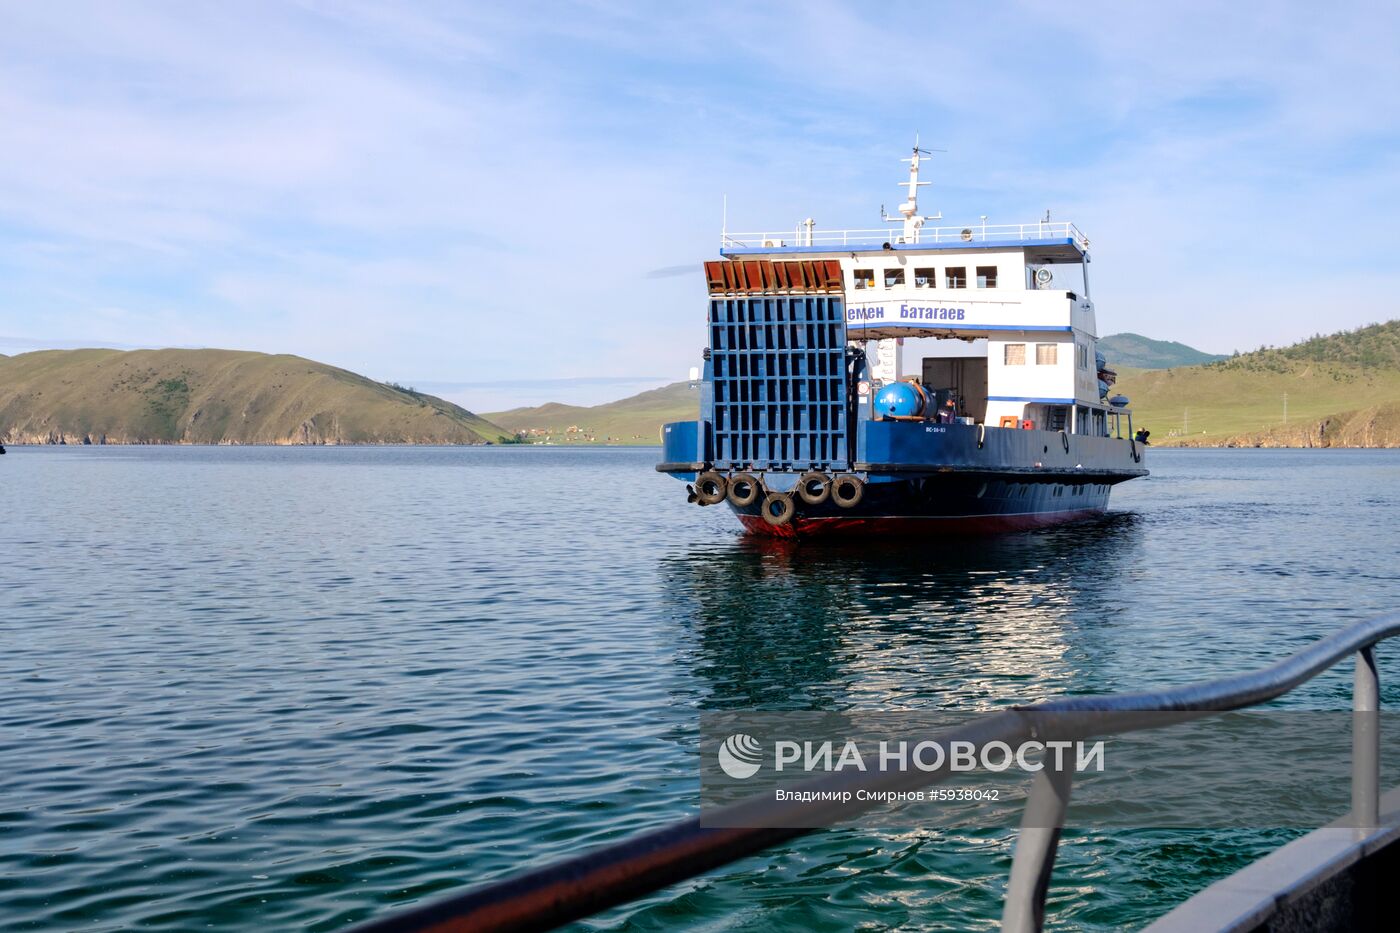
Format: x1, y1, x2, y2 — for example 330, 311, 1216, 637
5, 437, 1394, 448
0, 440, 657, 448
1153, 442, 1400, 450
0, 348, 511, 446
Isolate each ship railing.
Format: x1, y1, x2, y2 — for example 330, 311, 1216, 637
347, 611, 1400, 933
721, 221, 1089, 251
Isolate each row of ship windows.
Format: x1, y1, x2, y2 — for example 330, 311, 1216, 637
852, 265, 998, 290
1003, 343, 1059, 366
1000, 343, 1096, 370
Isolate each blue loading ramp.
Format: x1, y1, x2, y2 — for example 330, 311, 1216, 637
707, 295, 848, 471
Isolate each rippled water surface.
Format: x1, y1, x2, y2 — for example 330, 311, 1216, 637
3, 446, 1399, 931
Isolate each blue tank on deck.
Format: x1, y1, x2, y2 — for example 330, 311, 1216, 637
874, 382, 926, 418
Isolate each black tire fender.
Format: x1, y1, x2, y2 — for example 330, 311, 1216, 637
727, 472, 762, 507
694, 470, 727, 506
831, 473, 865, 509
795, 471, 831, 505
760, 491, 795, 526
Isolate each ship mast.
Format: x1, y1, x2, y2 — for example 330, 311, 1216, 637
888, 138, 942, 243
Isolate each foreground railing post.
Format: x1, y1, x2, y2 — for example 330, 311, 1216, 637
1001, 761, 1073, 933
1353, 645, 1380, 829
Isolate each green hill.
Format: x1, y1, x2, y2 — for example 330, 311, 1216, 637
486, 381, 698, 444
1099, 333, 1226, 369
1264, 320, 1400, 368
0, 348, 510, 445
1117, 321, 1400, 447
486, 322, 1400, 449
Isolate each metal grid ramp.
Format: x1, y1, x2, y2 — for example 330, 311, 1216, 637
707, 295, 847, 470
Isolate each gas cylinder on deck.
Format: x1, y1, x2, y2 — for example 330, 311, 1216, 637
874, 382, 927, 418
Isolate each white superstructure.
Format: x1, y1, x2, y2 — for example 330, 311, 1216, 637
719, 145, 1121, 438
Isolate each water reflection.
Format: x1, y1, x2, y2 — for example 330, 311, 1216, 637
663, 512, 1145, 711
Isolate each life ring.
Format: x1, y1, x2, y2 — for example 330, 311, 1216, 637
694, 470, 728, 506
795, 471, 831, 505
727, 472, 762, 507
831, 473, 865, 508
760, 491, 795, 526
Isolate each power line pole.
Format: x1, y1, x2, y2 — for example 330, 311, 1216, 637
1283, 393, 1288, 424
1184, 408, 1189, 434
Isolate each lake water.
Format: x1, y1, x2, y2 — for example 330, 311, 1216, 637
3, 446, 1399, 931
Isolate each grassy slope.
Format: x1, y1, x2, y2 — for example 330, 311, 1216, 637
1099, 333, 1227, 369
1117, 321, 1400, 446
495, 322, 1400, 448
0, 348, 510, 445
486, 381, 698, 444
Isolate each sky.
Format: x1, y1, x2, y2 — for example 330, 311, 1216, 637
2, 1, 1398, 412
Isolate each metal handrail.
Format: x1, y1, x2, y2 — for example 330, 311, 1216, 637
349, 612, 1400, 933
720, 221, 1089, 251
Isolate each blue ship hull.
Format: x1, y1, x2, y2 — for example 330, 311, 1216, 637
726, 473, 1114, 537
658, 290, 1147, 537
660, 420, 1147, 538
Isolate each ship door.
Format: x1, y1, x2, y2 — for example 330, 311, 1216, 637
921, 356, 989, 422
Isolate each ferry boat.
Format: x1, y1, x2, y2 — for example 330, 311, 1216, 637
657, 146, 1148, 536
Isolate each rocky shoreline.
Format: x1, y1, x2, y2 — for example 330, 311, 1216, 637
0, 348, 509, 447
1161, 440, 1400, 449
1156, 405, 1400, 449
1, 432, 491, 446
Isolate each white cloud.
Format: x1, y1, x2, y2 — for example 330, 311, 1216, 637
0, 0, 1396, 397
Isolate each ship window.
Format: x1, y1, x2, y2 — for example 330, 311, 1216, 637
884, 268, 905, 288
1076, 343, 1090, 369
945, 266, 967, 288
977, 266, 998, 288
914, 267, 936, 287
1035, 343, 1058, 365
853, 269, 874, 290
1004, 343, 1026, 365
